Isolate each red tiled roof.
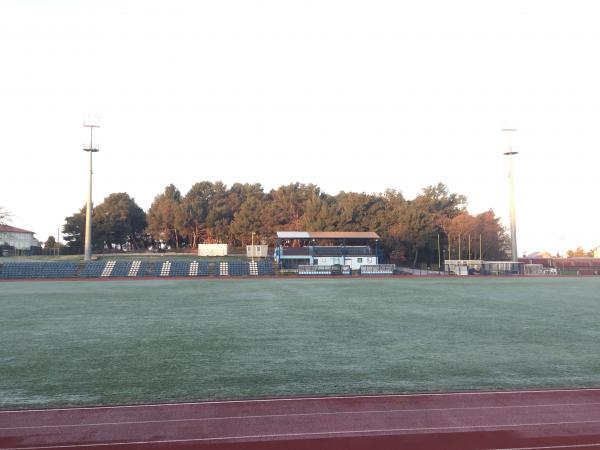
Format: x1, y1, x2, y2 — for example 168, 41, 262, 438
0, 224, 35, 234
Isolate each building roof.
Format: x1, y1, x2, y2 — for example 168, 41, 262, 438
0, 224, 34, 234
525, 251, 554, 259
276, 231, 380, 240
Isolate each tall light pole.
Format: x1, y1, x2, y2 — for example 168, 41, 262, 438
502, 128, 518, 262
83, 121, 99, 261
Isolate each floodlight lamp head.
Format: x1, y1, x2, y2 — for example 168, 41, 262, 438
83, 116, 100, 128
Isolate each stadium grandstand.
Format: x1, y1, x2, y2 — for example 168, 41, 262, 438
274, 231, 381, 270
0, 259, 276, 280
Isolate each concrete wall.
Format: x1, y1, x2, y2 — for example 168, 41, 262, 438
314, 256, 377, 270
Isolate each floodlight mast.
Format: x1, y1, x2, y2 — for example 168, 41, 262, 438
502, 128, 518, 262
83, 122, 99, 261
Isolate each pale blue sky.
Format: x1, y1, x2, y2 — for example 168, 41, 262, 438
1, 0, 599, 254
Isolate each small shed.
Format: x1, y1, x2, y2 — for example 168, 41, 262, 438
198, 243, 228, 257
246, 245, 269, 258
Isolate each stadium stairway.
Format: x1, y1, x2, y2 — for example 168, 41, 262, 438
159, 261, 171, 277
101, 261, 116, 277
127, 261, 142, 277
249, 261, 258, 275
218, 262, 229, 276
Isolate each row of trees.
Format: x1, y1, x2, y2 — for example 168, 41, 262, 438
62, 182, 510, 266
566, 247, 597, 258
62, 193, 147, 251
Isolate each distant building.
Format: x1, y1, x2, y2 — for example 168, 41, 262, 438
0, 224, 40, 250
525, 251, 554, 259
518, 256, 600, 275
444, 259, 521, 276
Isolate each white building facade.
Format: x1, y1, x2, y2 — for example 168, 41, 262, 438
0, 225, 39, 250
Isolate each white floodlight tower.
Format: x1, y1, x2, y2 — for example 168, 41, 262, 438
83, 120, 100, 261
502, 128, 518, 262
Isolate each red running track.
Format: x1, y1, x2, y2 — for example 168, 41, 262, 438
2, 389, 600, 450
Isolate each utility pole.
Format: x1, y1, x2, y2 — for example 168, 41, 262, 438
502, 128, 518, 262
83, 120, 99, 261
468, 235, 471, 260
437, 233, 441, 270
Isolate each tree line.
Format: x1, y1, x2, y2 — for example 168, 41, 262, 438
61, 182, 510, 266
0, 207, 11, 225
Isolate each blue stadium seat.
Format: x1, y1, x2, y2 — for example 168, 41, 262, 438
257, 260, 275, 276
214, 262, 224, 276
168, 261, 190, 277
111, 261, 133, 277
138, 261, 157, 277
197, 261, 210, 276
79, 261, 106, 278
228, 261, 250, 276
0, 262, 79, 279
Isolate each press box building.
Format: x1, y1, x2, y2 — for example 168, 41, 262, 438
274, 231, 381, 270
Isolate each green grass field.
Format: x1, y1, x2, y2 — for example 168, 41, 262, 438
1, 277, 600, 409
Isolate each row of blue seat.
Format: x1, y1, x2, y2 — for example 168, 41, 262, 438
0, 262, 79, 279
0, 260, 275, 279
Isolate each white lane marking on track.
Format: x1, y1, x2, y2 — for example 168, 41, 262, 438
3, 402, 600, 430
2, 388, 600, 413
3, 419, 600, 449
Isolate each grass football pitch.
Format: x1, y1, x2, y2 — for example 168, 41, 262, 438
1, 277, 600, 409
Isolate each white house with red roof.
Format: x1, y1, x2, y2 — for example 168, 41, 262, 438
0, 224, 40, 250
